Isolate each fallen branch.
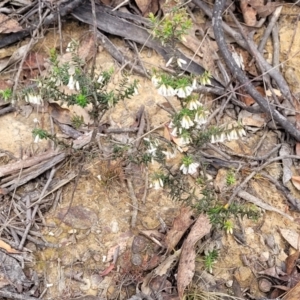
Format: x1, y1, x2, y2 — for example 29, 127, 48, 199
127, 179, 138, 228
0, 150, 63, 177
228, 154, 300, 205
1, 152, 66, 192
212, 0, 300, 141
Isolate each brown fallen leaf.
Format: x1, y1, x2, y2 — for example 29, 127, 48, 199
154, 249, 181, 276
181, 25, 218, 79
286, 251, 299, 275
296, 143, 300, 156
22, 52, 46, 82
78, 33, 97, 62
0, 13, 23, 33
240, 0, 257, 26
99, 263, 115, 276
235, 47, 258, 77
280, 144, 293, 186
164, 123, 171, 141
252, 1, 281, 18
258, 266, 287, 279
279, 228, 300, 250
282, 280, 300, 300
135, 0, 158, 16
49, 102, 72, 125
292, 176, 300, 191
239, 86, 265, 106
165, 207, 195, 253
0, 239, 20, 254
177, 214, 212, 298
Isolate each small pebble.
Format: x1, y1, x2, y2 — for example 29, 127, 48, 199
132, 235, 147, 254
226, 280, 233, 287
258, 278, 272, 293
131, 253, 142, 266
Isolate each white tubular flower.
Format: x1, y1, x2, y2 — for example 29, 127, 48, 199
176, 86, 193, 98
134, 87, 139, 95
147, 143, 157, 156
194, 111, 207, 126
66, 42, 72, 52
185, 86, 193, 95
218, 132, 226, 143
55, 79, 61, 87
151, 75, 160, 88
34, 135, 40, 144
180, 162, 199, 175
25, 94, 30, 102
192, 78, 197, 89
180, 115, 194, 129
157, 84, 168, 96
97, 75, 104, 83
166, 86, 177, 97
227, 130, 239, 141
211, 135, 216, 144
170, 126, 178, 137
75, 81, 80, 91
166, 57, 174, 67
162, 150, 176, 160
26, 94, 43, 105
176, 88, 186, 98
177, 58, 187, 68
188, 98, 202, 110
179, 135, 191, 146
150, 178, 164, 190
238, 127, 246, 137
200, 75, 211, 86
67, 75, 75, 90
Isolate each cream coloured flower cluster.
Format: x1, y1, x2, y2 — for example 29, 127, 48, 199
152, 75, 197, 98
210, 126, 246, 144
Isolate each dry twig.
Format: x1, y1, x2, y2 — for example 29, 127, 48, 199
212, 0, 300, 141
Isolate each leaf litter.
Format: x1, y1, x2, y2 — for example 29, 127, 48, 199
1, 2, 300, 300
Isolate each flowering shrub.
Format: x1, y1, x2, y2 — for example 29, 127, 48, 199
34, 41, 138, 126
145, 6, 254, 235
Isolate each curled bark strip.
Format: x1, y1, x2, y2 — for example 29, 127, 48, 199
212, 0, 300, 141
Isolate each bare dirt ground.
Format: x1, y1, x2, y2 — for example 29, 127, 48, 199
1, 2, 300, 300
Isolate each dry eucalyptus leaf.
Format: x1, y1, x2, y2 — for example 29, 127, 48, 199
240, 0, 257, 26
252, 2, 281, 18
49, 102, 71, 125
239, 109, 266, 127
165, 206, 195, 253
177, 214, 212, 298
154, 249, 181, 276
280, 228, 300, 250
258, 266, 287, 279
0, 13, 22, 33
0, 239, 20, 253
291, 176, 300, 191
296, 143, 300, 156
135, 0, 158, 16
280, 144, 293, 186
181, 25, 218, 79
0, 44, 28, 72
